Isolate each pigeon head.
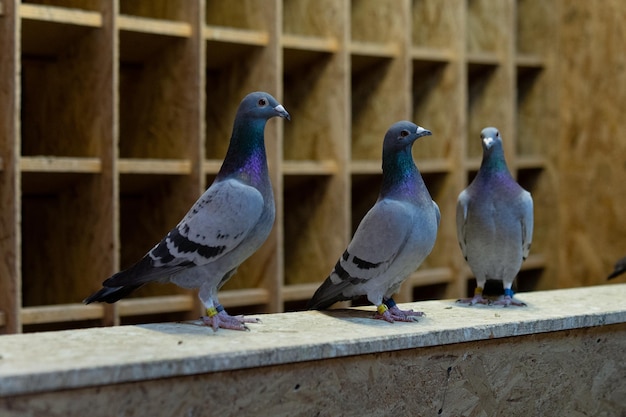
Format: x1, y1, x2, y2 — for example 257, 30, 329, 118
236, 91, 290, 122
380, 121, 432, 196
480, 127, 503, 152
383, 121, 432, 154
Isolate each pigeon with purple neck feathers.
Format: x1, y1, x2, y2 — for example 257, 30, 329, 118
85, 92, 290, 331
308, 121, 440, 322
456, 127, 533, 306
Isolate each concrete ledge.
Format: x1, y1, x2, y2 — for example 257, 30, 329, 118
0, 285, 625, 415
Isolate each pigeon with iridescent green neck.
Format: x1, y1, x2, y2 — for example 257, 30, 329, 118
308, 121, 440, 322
85, 92, 290, 331
456, 127, 533, 306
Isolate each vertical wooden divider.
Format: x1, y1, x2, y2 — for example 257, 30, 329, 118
0, 0, 20, 333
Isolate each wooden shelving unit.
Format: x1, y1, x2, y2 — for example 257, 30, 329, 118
0, 0, 557, 333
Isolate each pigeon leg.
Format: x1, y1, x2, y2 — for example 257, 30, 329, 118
491, 288, 526, 307
201, 305, 261, 331
456, 286, 489, 305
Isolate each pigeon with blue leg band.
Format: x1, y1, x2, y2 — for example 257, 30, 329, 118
85, 92, 290, 330
308, 121, 440, 322
456, 127, 533, 306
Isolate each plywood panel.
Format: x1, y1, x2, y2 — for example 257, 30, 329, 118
1, 324, 623, 416
557, 0, 626, 287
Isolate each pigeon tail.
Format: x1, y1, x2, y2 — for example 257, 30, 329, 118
84, 284, 143, 304
307, 277, 352, 310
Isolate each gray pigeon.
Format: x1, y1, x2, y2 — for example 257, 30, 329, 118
308, 121, 440, 322
456, 127, 533, 306
85, 92, 290, 331
607, 256, 626, 280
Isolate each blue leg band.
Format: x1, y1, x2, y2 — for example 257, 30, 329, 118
383, 298, 397, 309
504, 288, 515, 298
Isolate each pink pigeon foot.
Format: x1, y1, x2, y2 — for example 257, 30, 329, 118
373, 300, 423, 323
201, 308, 260, 331
491, 295, 527, 307
457, 287, 489, 306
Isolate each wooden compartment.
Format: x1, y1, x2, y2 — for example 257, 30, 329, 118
21, 172, 113, 307
466, 0, 512, 56
411, 0, 461, 51
21, 12, 106, 157
0, 0, 564, 333
466, 63, 511, 159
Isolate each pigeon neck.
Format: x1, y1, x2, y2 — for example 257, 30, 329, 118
218, 118, 269, 185
381, 147, 424, 199
479, 145, 512, 179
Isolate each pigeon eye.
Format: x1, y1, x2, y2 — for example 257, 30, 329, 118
496, 131, 500, 137
400, 130, 410, 138
258, 98, 267, 106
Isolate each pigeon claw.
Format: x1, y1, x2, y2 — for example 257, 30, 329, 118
200, 310, 260, 331
373, 308, 423, 323
456, 295, 490, 306
491, 295, 527, 307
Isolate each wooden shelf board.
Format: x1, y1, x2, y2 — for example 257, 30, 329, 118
20, 156, 101, 173
411, 46, 454, 63
516, 53, 545, 69
118, 15, 192, 38
464, 157, 482, 172
19, 4, 102, 27
118, 295, 194, 317
282, 34, 339, 53
21, 304, 104, 325
204, 25, 269, 47
205, 27, 268, 68
516, 155, 546, 170
282, 160, 339, 176
282, 283, 320, 302
218, 288, 270, 308
118, 158, 193, 175
467, 51, 501, 67
406, 267, 455, 287
521, 253, 547, 271
349, 41, 399, 58
203, 160, 222, 175
351, 158, 451, 175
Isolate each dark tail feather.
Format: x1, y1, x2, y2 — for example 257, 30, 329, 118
607, 257, 626, 280
307, 277, 352, 310
84, 284, 143, 304
608, 269, 626, 280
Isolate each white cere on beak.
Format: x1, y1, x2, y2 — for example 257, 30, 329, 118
416, 125, 427, 134
483, 137, 495, 148
274, 104, 286, 113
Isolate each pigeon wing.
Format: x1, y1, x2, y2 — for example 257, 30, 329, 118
336, 199, 413, 284
456, 190, 470, 260
105, 179, 264, 286
519, 190, 534, 260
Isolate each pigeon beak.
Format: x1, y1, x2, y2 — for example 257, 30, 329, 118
483, 137, 495, 148
415, 125, 432, 138
274, 104, 291, 121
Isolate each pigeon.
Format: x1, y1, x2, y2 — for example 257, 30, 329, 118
456, 127, 533, 306
85, 91, 290, 331
308, 121, 440, 322
607, 256, 626, 280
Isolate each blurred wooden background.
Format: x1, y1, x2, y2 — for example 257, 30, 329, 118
0, 0, 624, 334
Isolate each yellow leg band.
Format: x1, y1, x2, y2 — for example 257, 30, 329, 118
377, 304, 389, 315
474, 287, 483, 295
206, 307, 218, 317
